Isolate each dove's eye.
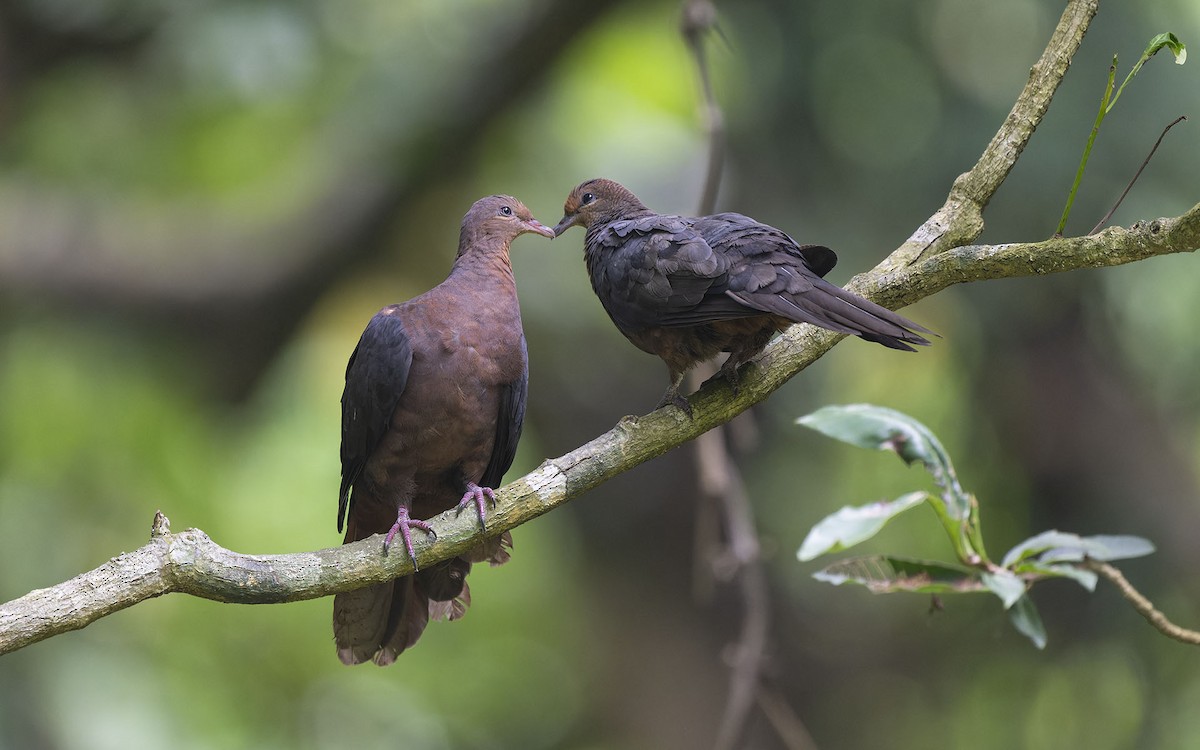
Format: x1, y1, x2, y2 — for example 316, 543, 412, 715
499, 205, 513, 216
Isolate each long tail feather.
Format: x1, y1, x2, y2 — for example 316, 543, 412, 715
728, 279, 931, 351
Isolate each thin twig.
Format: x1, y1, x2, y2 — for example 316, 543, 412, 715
1089, 115, 1188, 234
757, 685, 821, 750
682, 2, 774, 746
1086, 560, 1200, 646
717, 507, 771, 750
692, 408, 772, 750
685, 0, 727, 603
682, 0, 724, 217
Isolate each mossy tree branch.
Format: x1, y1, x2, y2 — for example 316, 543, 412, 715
3, 0, 1197, 657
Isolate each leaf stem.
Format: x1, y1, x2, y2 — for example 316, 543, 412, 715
1056, 57, 1116, 236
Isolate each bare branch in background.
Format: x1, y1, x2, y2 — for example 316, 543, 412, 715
682, 0, 725, 217
682, 2, 784, 746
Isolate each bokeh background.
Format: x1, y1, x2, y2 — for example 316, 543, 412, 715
3, 0, 1200, 748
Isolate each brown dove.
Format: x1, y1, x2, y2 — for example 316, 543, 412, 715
333, 195, 553, 665
553, 178, 931, 411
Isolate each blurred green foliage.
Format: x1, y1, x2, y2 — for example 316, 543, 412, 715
2, 0, 1200, 748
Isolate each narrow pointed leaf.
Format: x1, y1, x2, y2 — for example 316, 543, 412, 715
798, 404, 945, 469
1057, 534, 1155, 562
797, 491, 930, 561
1009, 594, 1047, 649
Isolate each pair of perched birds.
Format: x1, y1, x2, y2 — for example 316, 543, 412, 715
333, 178, 931, 665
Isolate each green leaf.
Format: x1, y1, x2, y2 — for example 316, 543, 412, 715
1083, 534, 1157, 561
1040, 534, 1156, 563
919, 488, 989, 565
798, 404, 969, 517
1008, 594, 1047, 649
1143, 32, 1187, 66
798, 404, 988, 563
798, 404, 945, 469
1002, 531, 1155, 567
797, 491, 930, 562
812, 555, 986, 595
981, 569, 1026, 609
1109, 33, 1188, 114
